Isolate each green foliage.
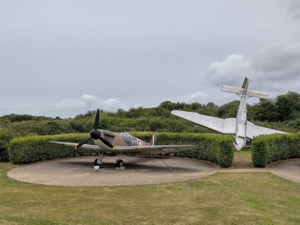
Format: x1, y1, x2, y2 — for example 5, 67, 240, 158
0, 127, 13, 161
252, 133, 300, 167
250, 99, 280, 122
275, 91, 300, 121
251, 139, 268, 167
3, 90, 300, 166
130, 132, 234, 167
8, 134, 97, 164
3, 90, 300, 140
8, 132, 234, 167
217, 101, 239, 118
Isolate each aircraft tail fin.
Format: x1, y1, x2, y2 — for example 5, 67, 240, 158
221, 77, 268, 99
150, 134, 157, 146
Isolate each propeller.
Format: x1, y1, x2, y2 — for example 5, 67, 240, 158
76, 109, 113, 149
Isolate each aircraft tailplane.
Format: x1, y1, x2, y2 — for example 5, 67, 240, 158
221, 85, 268, 99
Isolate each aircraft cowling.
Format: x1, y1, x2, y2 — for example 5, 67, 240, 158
90, 129, 101, 140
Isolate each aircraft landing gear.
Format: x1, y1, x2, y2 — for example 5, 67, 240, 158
115, 152, 125, 169
115, 159, 124, 168
93, 159, 101, 171
93, 152, 104, 171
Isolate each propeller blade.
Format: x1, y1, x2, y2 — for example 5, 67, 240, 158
77, 137, 92, 149
77, 109, 113, 149
94, 109, 100, 130
99, 136, 114, 148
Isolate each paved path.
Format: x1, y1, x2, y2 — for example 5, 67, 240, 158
266, 159, 300, 184
219, 168, 267, 173
220, 159, 300, 184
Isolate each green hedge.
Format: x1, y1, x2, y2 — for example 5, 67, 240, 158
8, 134, 98, 164
252, 133, 300, 167
0, 128, 13, 161
8, 132, 234, 167
131, 132, 234, 167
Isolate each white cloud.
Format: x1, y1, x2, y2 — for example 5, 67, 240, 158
81, 94, 97, 102
55, 98, 86, 110
179, 91, 209, 103
103, 98, 127, 112
206, 55, 253, 87
54, 95, 128, 114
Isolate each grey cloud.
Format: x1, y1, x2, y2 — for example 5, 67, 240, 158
206, 55, 253, 87
286, 0, 300, 19
1, 1, 300, 117
205, 42, 300, 98
252, 43, 300, 81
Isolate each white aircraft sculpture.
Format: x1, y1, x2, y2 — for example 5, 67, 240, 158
172, 77, 287, 150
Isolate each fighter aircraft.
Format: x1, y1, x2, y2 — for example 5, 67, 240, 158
50, 109, 195, 168
171, 77, 287, 151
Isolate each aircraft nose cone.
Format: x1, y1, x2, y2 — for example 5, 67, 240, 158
234, 144, 243, 151
234, 137, 244, 151
90, 130, 101, 140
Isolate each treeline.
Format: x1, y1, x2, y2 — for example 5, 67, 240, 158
1, 91, 300, 136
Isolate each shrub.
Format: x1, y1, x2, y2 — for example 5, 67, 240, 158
8, 134, 97, 164
252, 133, 300, 167
0, 128, 13, 161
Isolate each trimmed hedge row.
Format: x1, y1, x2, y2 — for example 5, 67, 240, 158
252, 133, 300, 167
131, 132, 234, 167
8, 134, 97, 164
9, 132, 234, 167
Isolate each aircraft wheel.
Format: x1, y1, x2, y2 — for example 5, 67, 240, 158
94, 159, 100, 166
116, 159, 124, 168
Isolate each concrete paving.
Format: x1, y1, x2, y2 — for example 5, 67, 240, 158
7, 155, 220, 186
219, 159, 300, 184
7, 156, 300, 186
267, 158, 300, 184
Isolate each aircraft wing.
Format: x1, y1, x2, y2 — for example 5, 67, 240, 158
246, 121, 288, 139
50, 141, 195, 154
112, 145, 196, 154
50, 141, 101, 150
171, 110, 236, 134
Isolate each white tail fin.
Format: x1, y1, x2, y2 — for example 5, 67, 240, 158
150, 134, 157, 146
221, 77, 268, 99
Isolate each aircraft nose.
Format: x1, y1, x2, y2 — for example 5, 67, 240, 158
234, 143, 243, 151
90, 130, 101, 140
234, 138, 244, 151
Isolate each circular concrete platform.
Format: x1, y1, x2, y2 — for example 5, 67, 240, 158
7, 156, 220, 186
267, 158, 300, 184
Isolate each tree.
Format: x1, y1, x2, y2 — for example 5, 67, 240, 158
275, 92, 300, 121
250, 99, 280, 122
217, 101, 239, 118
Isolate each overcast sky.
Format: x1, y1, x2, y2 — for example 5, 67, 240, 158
1, 0, 300, 118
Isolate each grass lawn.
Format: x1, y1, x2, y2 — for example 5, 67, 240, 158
231, 150, 253, 168
0, 153, 300, 225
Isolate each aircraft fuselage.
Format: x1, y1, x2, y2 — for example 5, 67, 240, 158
234, 96, 247, 150
93, 130, 150, 151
